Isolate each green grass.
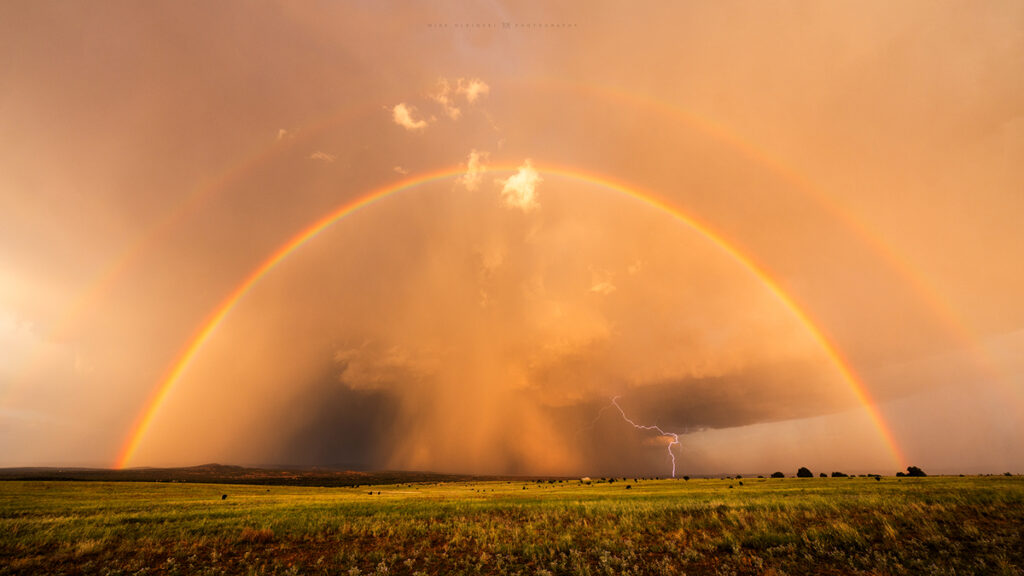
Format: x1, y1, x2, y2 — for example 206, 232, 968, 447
2, 476, 1022, 575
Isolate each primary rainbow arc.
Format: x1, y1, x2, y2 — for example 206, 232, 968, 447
116, 163, 907, 470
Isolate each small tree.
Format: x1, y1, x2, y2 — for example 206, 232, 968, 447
770, 471, 785, 478
831, 471, 848, 477
906, 466, 927, 477
797, 467, 813, 478
819, 473, 827, 478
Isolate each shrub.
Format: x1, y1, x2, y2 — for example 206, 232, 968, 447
797, 467, 813, 478
771, 471, 785, 478
906, 466, 927, 477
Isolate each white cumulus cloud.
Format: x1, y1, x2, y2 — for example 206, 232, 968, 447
589, 268, 617, 295
497, 159, 542, 212
392, 103, 429, 131
457, 78, 490, 103
430, 77, 490, 120
309, 151, 336, 163
459, 149, 488, 191
431, 79, 461, 120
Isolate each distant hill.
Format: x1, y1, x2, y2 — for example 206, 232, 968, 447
0, 464, 498, 486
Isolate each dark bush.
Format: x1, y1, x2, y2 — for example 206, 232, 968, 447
797, 467, 813, 478
831, 471, 848, 477
906, 466, 927, 477
771, 471, 785, 478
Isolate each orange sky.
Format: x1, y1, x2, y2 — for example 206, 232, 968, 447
1, 1, 1022, 475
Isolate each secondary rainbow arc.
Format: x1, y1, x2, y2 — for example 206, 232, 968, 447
33, 78, 999, 426
31, 82, 998, 426
116, 164, 907, 470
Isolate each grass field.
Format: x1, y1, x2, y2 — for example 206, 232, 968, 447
2, 476, 1022, 575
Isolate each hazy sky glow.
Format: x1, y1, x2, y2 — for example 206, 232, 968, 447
2, 1, 1022, 476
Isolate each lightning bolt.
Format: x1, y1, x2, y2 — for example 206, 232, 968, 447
610, 396, 682, 478
575, 401, 616, 437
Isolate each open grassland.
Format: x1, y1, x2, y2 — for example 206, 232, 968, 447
2, 476, 1022, 575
